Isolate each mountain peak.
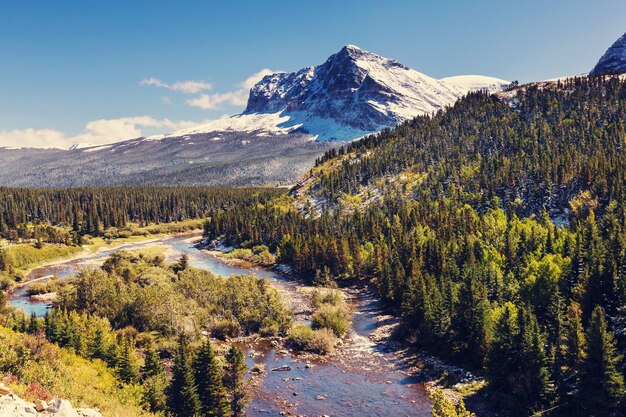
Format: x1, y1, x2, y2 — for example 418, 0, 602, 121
341, 44, 363, 52
590, 32, 626, 76
244, 45, 506, 139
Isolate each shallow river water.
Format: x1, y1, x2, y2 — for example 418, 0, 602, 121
10, 233, 430, 416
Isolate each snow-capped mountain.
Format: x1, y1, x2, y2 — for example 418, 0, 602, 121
590, 32, 626, 76
246, 45, 467, 137
152, 45, 507, 142
0, 45, 508, 187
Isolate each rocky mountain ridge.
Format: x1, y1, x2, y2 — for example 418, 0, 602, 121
590, 32, 626, 76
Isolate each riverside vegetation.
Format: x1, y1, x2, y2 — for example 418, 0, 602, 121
204, 76, 626, 416
0, 249, 291, 416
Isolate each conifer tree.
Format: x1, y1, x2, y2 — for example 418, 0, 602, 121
194, 339, 230, 417
27, 311, 40, 334
453, 273, 489, 369
486, 303, 519, 409
167, 335, 200, 417
517, 307, 554, 414
89, 327, 107, 361
223, 345, 248, 417
141, 340, 163, 379
578, 306, 625, 416
116, 336, 139, 384
562, 302, 585, 392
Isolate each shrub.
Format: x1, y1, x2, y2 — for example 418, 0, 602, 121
307, 329, 336, 355
211, 318, 241, 340
287, 325, 336, 355
259, 321, 280, 337
310, 288, 343, 308
311, 303, 351, 337
287, 324, 313, 349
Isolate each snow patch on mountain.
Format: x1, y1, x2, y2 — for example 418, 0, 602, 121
440, 75, 510, 93
145, 112, 302, 141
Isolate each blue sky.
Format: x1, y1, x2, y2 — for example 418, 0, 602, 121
1, 0, 625, 148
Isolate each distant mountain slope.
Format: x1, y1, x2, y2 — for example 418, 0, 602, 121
0, 45, 508, 187
590, 32, 626, 75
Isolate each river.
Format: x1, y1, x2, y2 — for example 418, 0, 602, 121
9, 233, 431, 417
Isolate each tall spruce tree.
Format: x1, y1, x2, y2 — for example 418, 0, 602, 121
167, 335, 200, 417
141, 340, 163, 379
193, 339, 230, 417
517, 307, 555, 414
223, 345, 248, 417
116, 336, 139, 384
578, 306, 625, 416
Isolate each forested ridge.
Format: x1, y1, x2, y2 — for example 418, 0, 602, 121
0, 186, 283, 241
205, 76, 626, 416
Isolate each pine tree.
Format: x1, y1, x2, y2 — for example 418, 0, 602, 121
562, 302, 585, 393
517, 307, 555, 414
89, 327, 107, 361
193, 339, 230, 417
166, 335, 200, 417
577, 306, 625, 416
27, 311, 40, 334
141, 341, 163, 379
116, 336, 139, 384
452, 272, 489, 369
174, 254, 189, 272
486, 303, 520, 410
223, 345, 248, 417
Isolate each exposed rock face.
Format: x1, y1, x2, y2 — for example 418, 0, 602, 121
0, 386, 101, 417
247, 45, 469, 135
590, 32, 626, 75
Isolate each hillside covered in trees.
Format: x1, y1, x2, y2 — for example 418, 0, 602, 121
204, 76, 626, 416
0, 186, 283, 242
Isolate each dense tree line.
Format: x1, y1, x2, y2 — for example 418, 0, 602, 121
0, 186, 283, 241
205, 76, 626, 416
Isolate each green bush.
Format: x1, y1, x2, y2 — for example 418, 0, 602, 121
307, 329, 336, 354
287, 324, 313, 349
211, 318, 241, 340
288, 325, 336, 355
311, 303, 351, 337
310, 288, 343, 308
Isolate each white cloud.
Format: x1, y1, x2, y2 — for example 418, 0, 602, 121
186, 68, 279, 110
186, 91, 248, 110
0, 69, 284, 149
0, 116, 202, 149
242, 68, 276, 89
140, 77, 213, 94
0, 128, 68, 149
